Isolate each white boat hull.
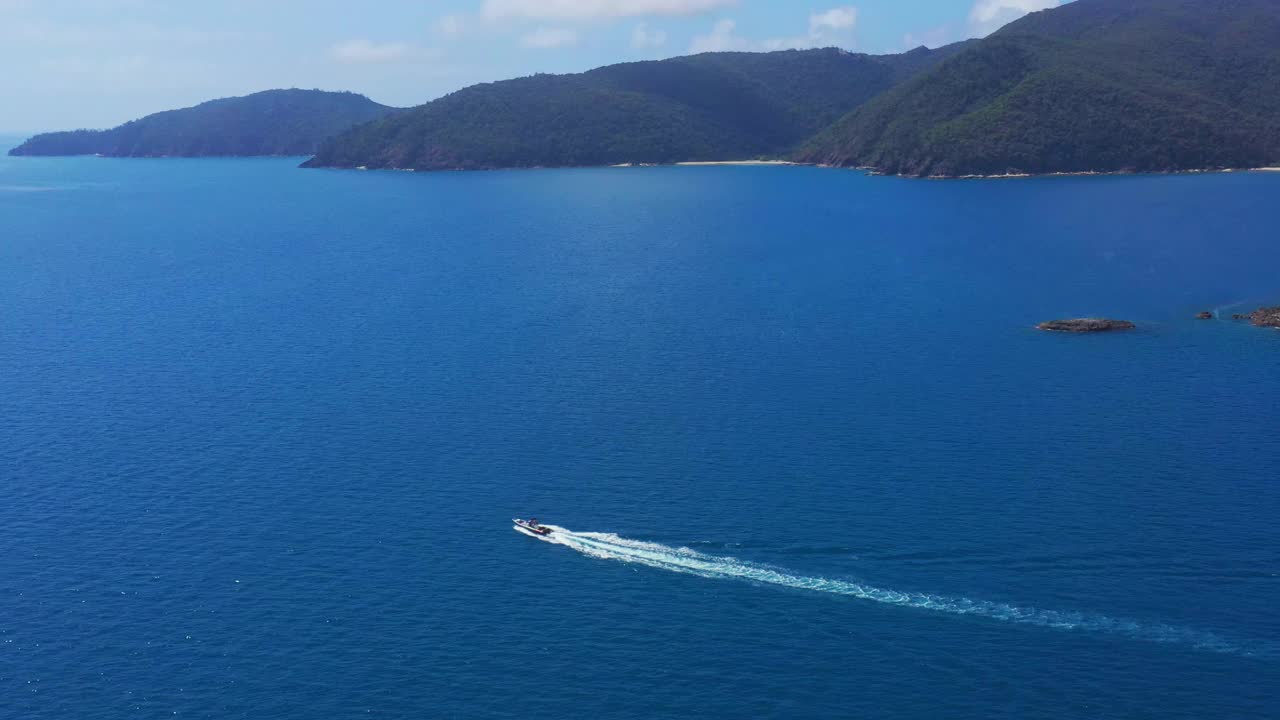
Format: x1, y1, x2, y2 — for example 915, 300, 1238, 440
512, 518, 553, 538
513, 524, 547, 539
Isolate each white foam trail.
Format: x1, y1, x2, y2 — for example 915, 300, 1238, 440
526, 525, 1273, 658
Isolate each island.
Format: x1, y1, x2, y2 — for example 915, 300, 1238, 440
1037, 319, 1136, 333
9, 89, 397, 158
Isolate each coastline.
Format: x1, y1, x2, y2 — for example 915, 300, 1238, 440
841, 165, 1280, 181
604, 160, 1280, 179
310, 159, 1280, 178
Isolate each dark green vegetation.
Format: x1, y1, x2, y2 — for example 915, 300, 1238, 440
302, 46, 970, 170
799, 0, 1280, 176
10, 90, 396, 158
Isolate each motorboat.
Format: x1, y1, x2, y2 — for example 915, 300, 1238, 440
513, 518, 553, 537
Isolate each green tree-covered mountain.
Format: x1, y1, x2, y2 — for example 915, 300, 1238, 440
797, 0, 1280, 176
302, 46, 971, 171
9, 90, 396, 158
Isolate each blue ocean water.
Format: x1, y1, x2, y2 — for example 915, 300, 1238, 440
1, 144, 1277, 719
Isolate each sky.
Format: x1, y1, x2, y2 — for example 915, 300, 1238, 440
0, 0, 1066, 132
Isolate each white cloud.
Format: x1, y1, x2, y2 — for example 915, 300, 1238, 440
519, 26, 579, 49
433, 14, 466, 36
761, 38, 812, 51
689, 19, 748, 53
690, 7, 858, 54
331, 39, 436, 64
969, 0, 1058, 35
484, 0, 737, 21
809, 7, 857, 35
631, 22, 667, 48
902, 25, 957, 50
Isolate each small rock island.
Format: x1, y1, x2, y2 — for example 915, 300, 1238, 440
1248, 307, 1280, 328
1037, 318, 1136, 333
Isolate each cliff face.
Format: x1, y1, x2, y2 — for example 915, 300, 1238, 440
10, 90, 396, 158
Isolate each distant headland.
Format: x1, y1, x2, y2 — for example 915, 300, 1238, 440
8, 90, 397, 158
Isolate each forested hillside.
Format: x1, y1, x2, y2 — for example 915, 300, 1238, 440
797, 0, 1280, 176
302, 45, 970, 171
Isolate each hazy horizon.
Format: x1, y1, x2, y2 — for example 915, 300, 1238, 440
0, 0, 1066, 133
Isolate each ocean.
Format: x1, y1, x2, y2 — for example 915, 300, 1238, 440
1, 145, 1277, 719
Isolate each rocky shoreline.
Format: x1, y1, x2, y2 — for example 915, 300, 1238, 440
1231, 307, 1280, 328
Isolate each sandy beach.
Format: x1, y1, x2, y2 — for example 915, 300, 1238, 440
675, 160, 795, 166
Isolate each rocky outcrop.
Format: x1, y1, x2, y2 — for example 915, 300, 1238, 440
1249, 307, 1280, 328
1037, 318, 1136, 333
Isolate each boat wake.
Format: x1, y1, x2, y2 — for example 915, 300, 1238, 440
527, 525, 1274, 658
